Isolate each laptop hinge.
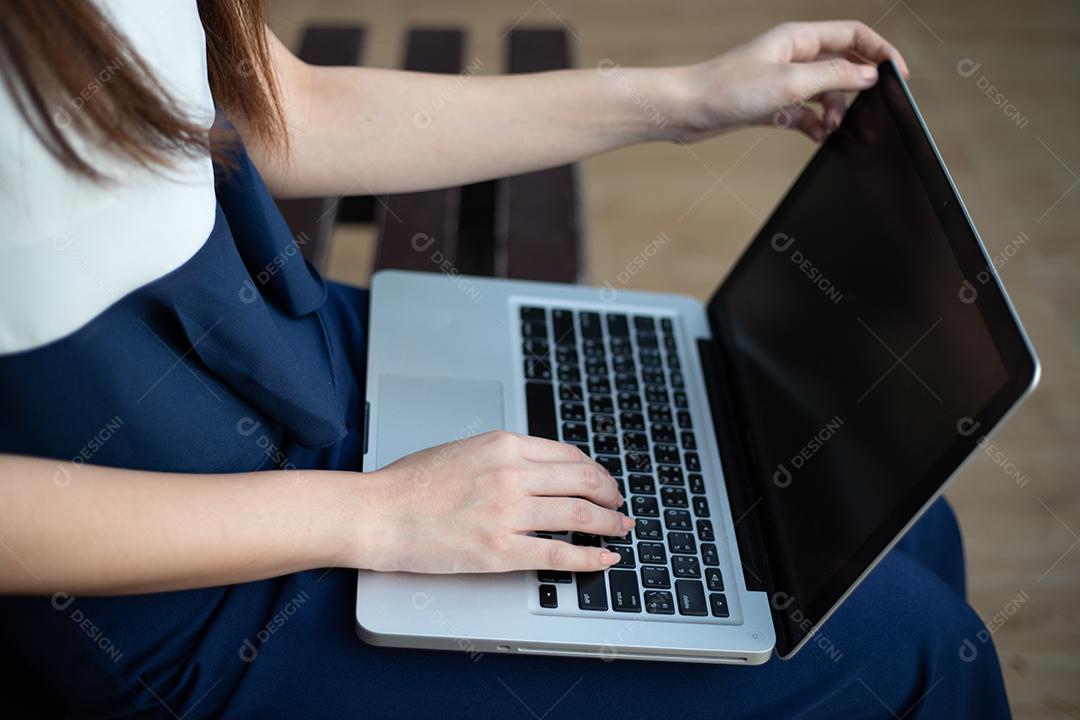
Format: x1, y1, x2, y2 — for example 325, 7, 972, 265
697, 337, 798, 655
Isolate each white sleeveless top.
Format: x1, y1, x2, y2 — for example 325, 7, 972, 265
0, 0, 215, 354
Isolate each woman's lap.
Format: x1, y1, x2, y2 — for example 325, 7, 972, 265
210, 498, 1006, 720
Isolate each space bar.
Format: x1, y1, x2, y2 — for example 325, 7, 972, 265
525, 381, 558, 441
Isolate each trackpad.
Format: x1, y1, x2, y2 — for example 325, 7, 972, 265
376, 375, 505, 468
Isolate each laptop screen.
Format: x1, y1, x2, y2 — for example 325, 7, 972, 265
708, 61, 1038, 657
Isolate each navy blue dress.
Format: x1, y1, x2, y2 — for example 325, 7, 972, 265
0, 143, 1012, 719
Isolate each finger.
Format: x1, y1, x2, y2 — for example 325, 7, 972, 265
526, 496, 633, 537
785, 20, 909, 77
514, 536, 622, 572
524, 461, 624, 508
787, 58, 878, 100
510, 433, 592, 463
775, 105, 827, 143
817, 90, 847, 132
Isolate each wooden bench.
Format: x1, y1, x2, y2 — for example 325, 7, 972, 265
276, 24, 584, 283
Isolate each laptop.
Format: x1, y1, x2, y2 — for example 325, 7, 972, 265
355, 60, 1040, 664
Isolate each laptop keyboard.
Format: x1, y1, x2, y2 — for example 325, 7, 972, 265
519, 305, 730, 621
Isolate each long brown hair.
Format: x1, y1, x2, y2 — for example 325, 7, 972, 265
0, 0, 286, 181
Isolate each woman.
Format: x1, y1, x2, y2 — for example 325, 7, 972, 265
0, 1, 1010, 717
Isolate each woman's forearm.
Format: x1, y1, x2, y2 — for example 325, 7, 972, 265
254, 32, 684, 197
0, 454, 373, 595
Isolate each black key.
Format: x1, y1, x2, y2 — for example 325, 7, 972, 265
654, 443, 680, 465
591, 414, 617, 434
572, 532, 601, 547
636, 332, 659, 349
597, 455, 623, 476
562, 422, 588, 443
631, 495, 659, 517
623, 431, 649, 452
617, 391, 642, 410
639, 352, 662, 369
619, 412, 645, 431
648, 405, 673, 424
681, 432, 697, 450
634, 316, 656, 332
645, 590, 675, 615
637, 542, 667, 565
539, 583, 558, 608
560, 402, 585, 422
555, 346, 579, 366
686, 453, 701, 472
587, 377, 611, 395
657, 465, 684, 486
661, 487, 688, 508
572, 443, 591, 457
642, 368, 665, 386
526, 382, 558, 440
648, 423, 673, 444
644, 386, 668, 405
539, 570, 572, 584
606, 314, 630, 336
635, 518, 662, 540
557, 364, 581, 382
525, 357, 552, 380
605, 530, 633, 545
613, 356, 636, 374
668, 531, 697, 555
676, 579, 707, 616
697, 519, 715, 542
552, 309, 576, 345
609, 336, 632, 353
585, 358, 608, 377
660, 318, 673, 333
609, 569, 642, 612
670, 372, 685, 389
701, 543, 719, 567
640, 565, 671, 589
579, 311, 603, 338
673, 391, 689, 408
692, 496, 710, 518
705, 567, 725, 592
521, 306, 547, 324
628, 474, 655, 494
608, 545, 636, 569
576, 572, 608, 610
709, 592, 730, 618
614, 373, 638, 391
677, 411, 693, 429
593, 434, 619, 455
589, 395, 614, 414
664, 509, 692, 531
664, 335, 678, 353
521, 321, 548, 339
672, 555, 701, 579
689, 474, 706, 494
523, 338, 549, 357
559, 383, 584, 402
667, 354, 681, 371
625, 451, 652, 473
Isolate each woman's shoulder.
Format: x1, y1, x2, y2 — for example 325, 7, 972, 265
0, 0, 217, 355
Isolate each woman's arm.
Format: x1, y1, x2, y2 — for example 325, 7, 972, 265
250, 21, 909, 198
0, 432, 628, 595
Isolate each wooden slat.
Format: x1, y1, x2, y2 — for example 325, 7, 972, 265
372, 30, 465, 274
495, 29, 582, 283
275, 26, 366, 271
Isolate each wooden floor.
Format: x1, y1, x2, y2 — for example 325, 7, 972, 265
270, 1, 1080, 716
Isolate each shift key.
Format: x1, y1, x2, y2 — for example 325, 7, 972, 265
609, 570, 642, 612
576, 571, 608, 611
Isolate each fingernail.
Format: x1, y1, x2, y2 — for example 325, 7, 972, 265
860, 65, 877, 82
601, 552, 621, 564
621, 515, 635, 530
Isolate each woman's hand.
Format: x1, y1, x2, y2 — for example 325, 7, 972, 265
364, 431, 631, 574
670, 21, 910, 143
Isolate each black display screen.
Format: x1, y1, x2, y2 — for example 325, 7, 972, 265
709, 61, 1038, 656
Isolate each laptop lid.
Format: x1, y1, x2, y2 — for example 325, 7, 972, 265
705, 60, 1039, 658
